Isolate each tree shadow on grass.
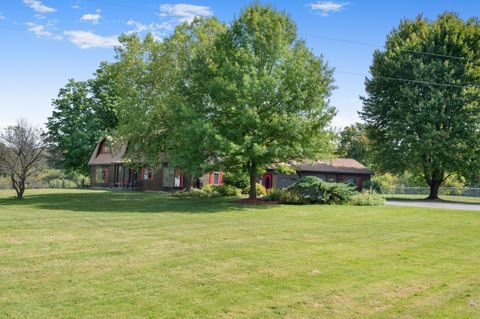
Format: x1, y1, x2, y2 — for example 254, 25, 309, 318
0, 190, 278, 214
385, 196, 480, 206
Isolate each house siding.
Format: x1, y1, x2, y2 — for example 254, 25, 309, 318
266, 169, 371, 191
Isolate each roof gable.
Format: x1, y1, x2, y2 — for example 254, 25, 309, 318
88, 138, 127, 166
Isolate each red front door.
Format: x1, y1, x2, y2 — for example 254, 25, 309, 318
263, 173, 273, 190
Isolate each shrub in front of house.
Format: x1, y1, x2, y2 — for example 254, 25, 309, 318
265, 188, 285, 201
201, 184, 218, 195
362, 180, 383, 193
222, 172, 249, 190
279, 189, 305, 204
255, 183, 267, 197
349, 190, 385, 206
289, 176, 355, 204
215, 184, 242, 197
173, 188, 210, 198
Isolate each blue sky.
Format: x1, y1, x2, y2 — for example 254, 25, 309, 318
1, 0, 479, 129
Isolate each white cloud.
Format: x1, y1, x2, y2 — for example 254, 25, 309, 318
126, 20, 173, 39
23, 0, 56, 14
81, 13, 102, 24
308, 1, 349, 17
64, 30, 119, 49
159, 3, 213, 23
71, 5, 80, 9
26, 22, 62, 40
0, 12, 5, 20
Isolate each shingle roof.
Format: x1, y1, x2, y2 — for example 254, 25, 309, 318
88, 138, 127, 166
291, 158, 372, 175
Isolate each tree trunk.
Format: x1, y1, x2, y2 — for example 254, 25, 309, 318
185, 175, 195, 191
11, 175, 25, 199
427, 180, 441, 200
425, 169, 444, 200
248, 161, 257, 200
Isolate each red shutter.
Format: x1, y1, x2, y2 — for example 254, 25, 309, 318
209, 172, 213, 184
357, 176, 362, 191
219, 172, 224, 185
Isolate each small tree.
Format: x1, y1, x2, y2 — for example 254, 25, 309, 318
0, 120, 47, 199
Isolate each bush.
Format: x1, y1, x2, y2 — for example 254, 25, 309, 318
215, 184, 242, 197
255, 183, 267, 197
265, 188, 284, 201
349, 190, 385, 206
173, 188, 209, 198
289, 176, 355, 204
222, 172, 249, 190
363, 179, 382, 193
279, 190, 305, 204
202, 184, 217, 195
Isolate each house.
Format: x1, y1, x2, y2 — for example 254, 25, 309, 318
260, 158, 372, 191
88, 138, 222, 190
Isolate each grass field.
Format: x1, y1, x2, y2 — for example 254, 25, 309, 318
385, 193, 480, 203
1, 189, 480, 318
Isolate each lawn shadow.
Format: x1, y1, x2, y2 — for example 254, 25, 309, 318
385, 196, 480, 206
0, 190, 278, 214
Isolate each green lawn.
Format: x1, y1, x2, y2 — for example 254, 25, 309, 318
1, 189, 479, 318
385, 193, 480, 203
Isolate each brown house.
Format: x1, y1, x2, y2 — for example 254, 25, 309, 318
261, 158, 372, 191
88, 138, 222, 191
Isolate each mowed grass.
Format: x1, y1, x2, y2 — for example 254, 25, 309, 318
1, 189, 480, 319
385, 193, 480, 204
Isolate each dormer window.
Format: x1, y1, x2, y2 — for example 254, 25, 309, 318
99, 142, 111, 154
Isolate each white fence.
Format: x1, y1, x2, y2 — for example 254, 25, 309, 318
384, 186, 480, 197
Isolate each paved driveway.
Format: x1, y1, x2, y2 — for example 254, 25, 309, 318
387, 200, 480, 211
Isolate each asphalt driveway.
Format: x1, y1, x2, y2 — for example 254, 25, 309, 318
387, 200, 480, 211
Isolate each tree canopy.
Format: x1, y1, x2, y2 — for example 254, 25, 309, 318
361, 13, 480, 199
112, 5, 336, 198
0, 119, 47, 199
336, 123, 370, 166
188, 4, 336, 198
45, 62, 119, 174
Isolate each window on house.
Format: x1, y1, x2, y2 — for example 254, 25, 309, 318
345, 176, 357, 186
163, 167, 174, 187
174, 174, 181, 187
99, 142, 111, 154
143, 167, 153, 180
96, 167, 108, 184
213, 172, 220, 185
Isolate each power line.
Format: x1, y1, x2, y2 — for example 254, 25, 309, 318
335, 71, 477, 89
82, 0, 472, 62
301, 33, 470, 61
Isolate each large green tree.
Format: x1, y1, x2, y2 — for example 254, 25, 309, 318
112, 18, 226, 185
336, 123, 370, 166
361, 13, 480, 199
45, 63, 118, 174
189, 4, 336, 198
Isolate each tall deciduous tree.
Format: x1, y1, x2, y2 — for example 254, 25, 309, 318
336, 123, 370, 166
112, 18, 226, 186
45, 62, 118, 174
361, 13, 480, 199
0, 119, 47, 199
190, 4, 336, 198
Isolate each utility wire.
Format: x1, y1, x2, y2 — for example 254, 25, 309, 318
335, 71, 478, 89
301, 33, 470, 61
